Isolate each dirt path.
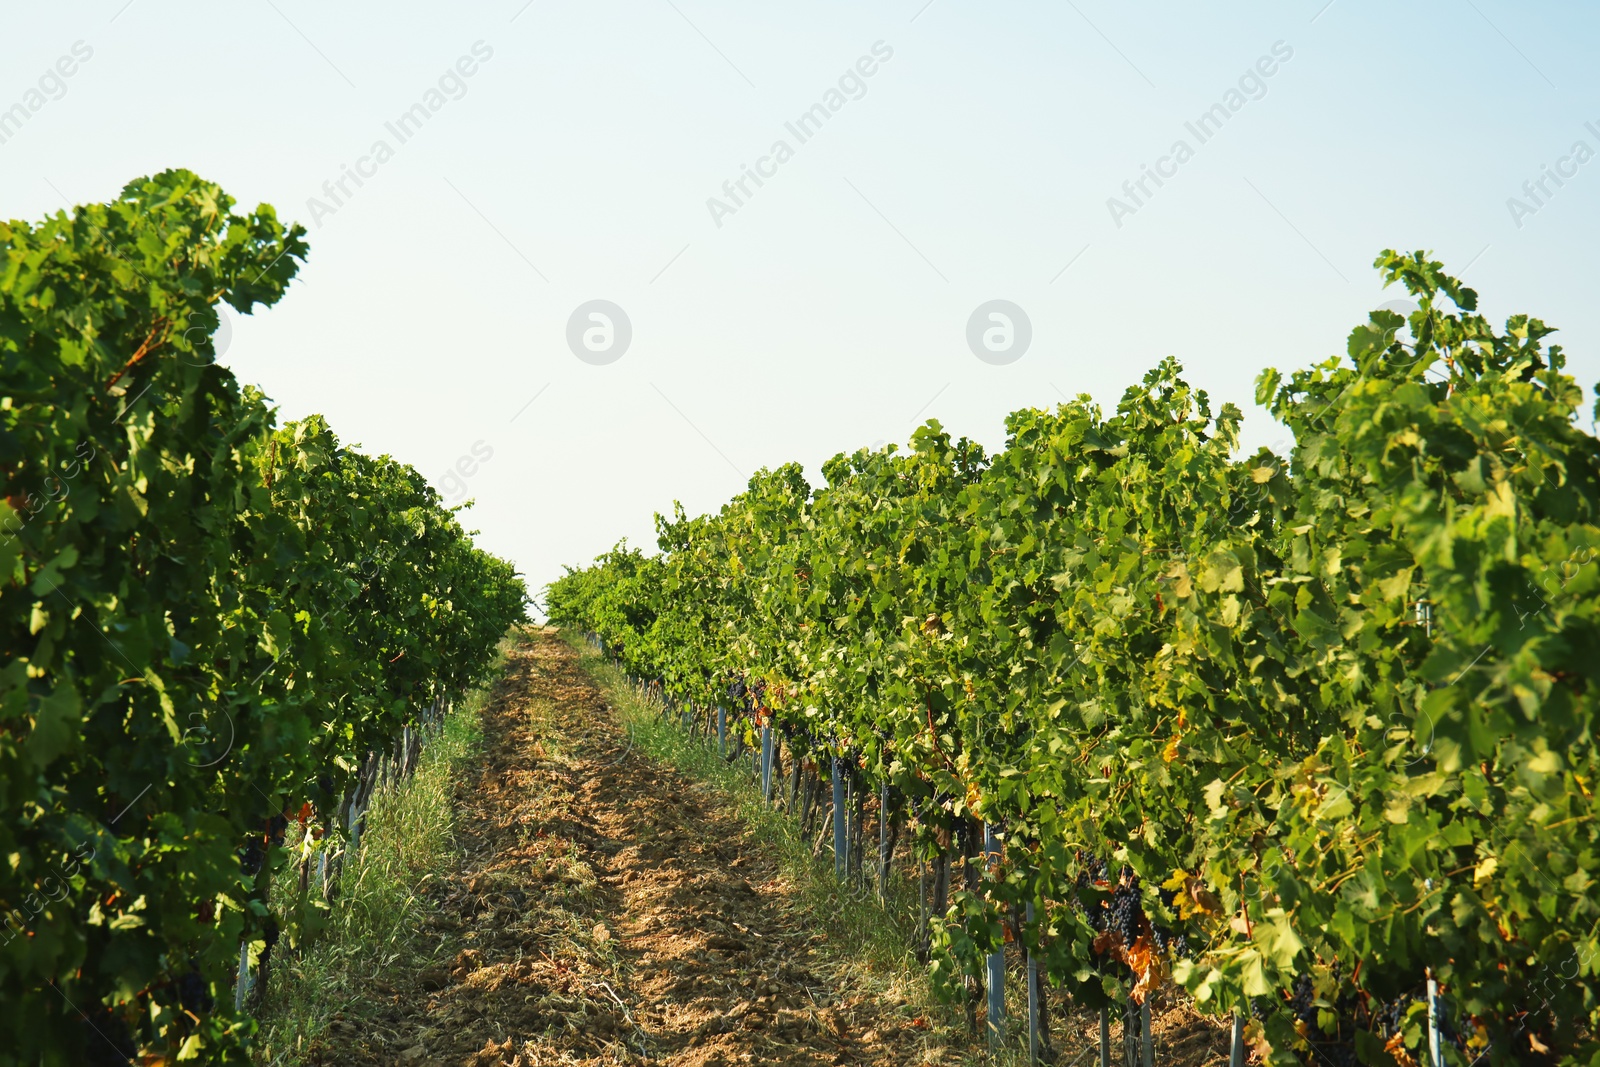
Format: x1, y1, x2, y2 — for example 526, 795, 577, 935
315, 628, 945, 1066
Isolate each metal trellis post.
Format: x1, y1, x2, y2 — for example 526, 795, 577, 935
1427, 971, 1442, 1067
761, 725, 773, 803
832, 757, 847, 880
1026, 900, 1040, 1063
984, 821, 1004, 1047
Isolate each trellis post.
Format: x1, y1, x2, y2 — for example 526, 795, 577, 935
983, 821, 1004, 1047
1026, 900, 1041, 1063
1427, 971, 1442, 1067
832, 757, 847, 879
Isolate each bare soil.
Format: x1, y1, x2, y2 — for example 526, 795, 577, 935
308, 627, 969, 1066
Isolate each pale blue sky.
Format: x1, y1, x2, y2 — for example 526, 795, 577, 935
5, 1, 1597, 605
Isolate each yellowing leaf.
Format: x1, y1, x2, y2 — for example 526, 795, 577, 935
1201, 549, 1244, 593
1527, 749, 1562, 775
1317, 787, 1353, 821
1203, 779, 1229, 820
1163, 561, 1193, 598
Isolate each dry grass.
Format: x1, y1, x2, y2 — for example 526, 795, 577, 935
251, 664, 497, 1065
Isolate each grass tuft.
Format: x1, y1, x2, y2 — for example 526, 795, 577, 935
251, 674, 493, 1065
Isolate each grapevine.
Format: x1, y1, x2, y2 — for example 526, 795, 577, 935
0, 172, 527, 1063
550, 251, 1600, 1065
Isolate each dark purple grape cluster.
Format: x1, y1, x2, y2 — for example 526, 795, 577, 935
1261, 971, 1405, 1067
238, 839, 263, 876
1071, 850, 1108, 888
1109, 883, 1142, 945
1371, 995, 1412, 1037
1290, 972, 1317, 1028
1368, 991, 1470, 1056
172, 964, 213, 1014
1073, 852, 1114, 931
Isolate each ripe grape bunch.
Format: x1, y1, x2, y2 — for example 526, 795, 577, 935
1110, 868, 1143, 946
1149, 924, 1189, 958
172, 965, 213, 1015
1290, 973, 1316, 1028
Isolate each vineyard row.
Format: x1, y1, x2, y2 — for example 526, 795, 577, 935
549, 251, 1600, 1067
1, 172, 528, 1065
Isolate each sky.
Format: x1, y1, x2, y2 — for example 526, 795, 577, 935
4, 1, 1597, 611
